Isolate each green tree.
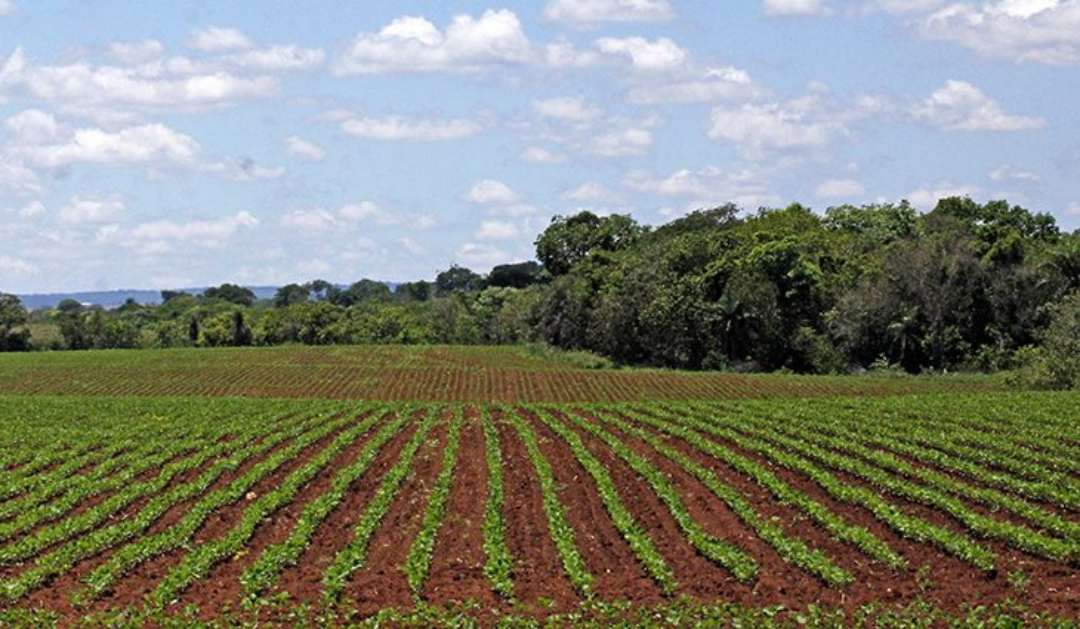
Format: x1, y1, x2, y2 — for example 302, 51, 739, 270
534, 211, 643, 276
487, 261, 545, 288
56, 298, 83, 313
274, 283, 310, 308
394, 280, 432, 303
0, 293, 30, 351
435, 265, 483, 296
203, 283, 256, 306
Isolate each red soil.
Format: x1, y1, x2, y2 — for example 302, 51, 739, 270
3, 403, 1076, 624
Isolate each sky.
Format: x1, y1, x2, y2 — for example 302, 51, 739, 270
1, 0, 1078, 294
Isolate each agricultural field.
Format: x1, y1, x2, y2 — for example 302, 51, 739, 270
0, 345, 996, 403
0, 347, 1076, 627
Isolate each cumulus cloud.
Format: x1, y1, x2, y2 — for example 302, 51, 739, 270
563, 182, 622, 203
4, 109, 61, 144
108, 39, 166, 65
465, 179, 520, 205
0, 157, 41, 194
475, 220, 521, 241
15, 200, 44, 217
186, 26, 255, 53
989, 164, 1041, 183
590, 127, 653, 156
0, 255, 37, 275
916, 1, 1080, 65
224, 45, 325, 72
340, 115, 481, 141
912, 80, 1046, 131
595, 36, 688, 72
709, 95, 849, 155
457, 242, 511, 266
13, 123, 200, 170
339, 201, 436, 228
533, 96, 602, 121
0, 48, 278, 120
626, 66, 762, 105
905, 182, 982, 210
520, 146, 565, 164
282, 201, 436, 233
625, 165, 782, 209
128, 211, 259, 249
814, 178, 866, 198
57, 194, 126, 224
544, 0, 675, 23
333, 10, 558, 74
4, 118, 284, 182
764, 0, 831, 16
0, 1, 15, 16
285, 135, 326, 161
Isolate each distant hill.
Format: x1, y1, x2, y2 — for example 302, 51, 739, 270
18, 287, 280, 310
18, 283, 403, 310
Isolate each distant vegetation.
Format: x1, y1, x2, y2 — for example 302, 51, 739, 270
2, 197, 1078, 386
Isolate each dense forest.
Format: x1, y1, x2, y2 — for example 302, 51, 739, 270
3, 197, 1078, 386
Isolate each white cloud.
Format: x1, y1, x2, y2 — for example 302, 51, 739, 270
224, 45, 325, 72
533, 96, 602, 121
1065, 201, 1080, 216
0, 255, 37, 275
590, 127, 652, 156
282, 201, 436, 232
108, 39, 166, 65
854, 0, 947, 14
285, 135, 326, 161
709, 95, 849, 155
912, 80, 1046, 131
57, 194, 126, 224
814, 178, 866, 198
340, 115, 481, 141
203, 157, 285, 182
4, 109, 61, 144
520, 146, 565, 163
475, 220, 521, 241
989, 164, 1040, 183
0, 48, 278, 119
398, 237, 427, 255
544, 0, 674, 23
128, 211, 259, 247
15, 124, 200, 169
281, 207, 337, 231
563, 182, 622, 203
0, 157, 41, 194
457, 242, 510, 266
15, 200, 44, 217
186, 26, 254, 53
465, 179, 520, 205
625, 165, 782, 209
489, 203, 539, 217
764, 0, 831, 16
595, 37, 688, 72
905, 182, 982, 210
626, 66, 762, 105
333, 10, 536, 74
340, 201, 436, 228
916, 1, 1080, 65
0, 1, 15, 17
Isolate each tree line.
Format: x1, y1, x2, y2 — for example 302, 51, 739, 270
2, 196, 1078, 386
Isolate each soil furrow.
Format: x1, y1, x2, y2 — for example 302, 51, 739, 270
517, 408, 662, 605
420, 407, 500, 610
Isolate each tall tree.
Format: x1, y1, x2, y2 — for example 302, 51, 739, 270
0, 293, 30, 351
534, 211, 643, 276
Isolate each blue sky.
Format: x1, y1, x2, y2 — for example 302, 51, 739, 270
1, 0, 1078, 293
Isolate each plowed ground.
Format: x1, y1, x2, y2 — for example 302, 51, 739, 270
0, 391, 1077, 626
